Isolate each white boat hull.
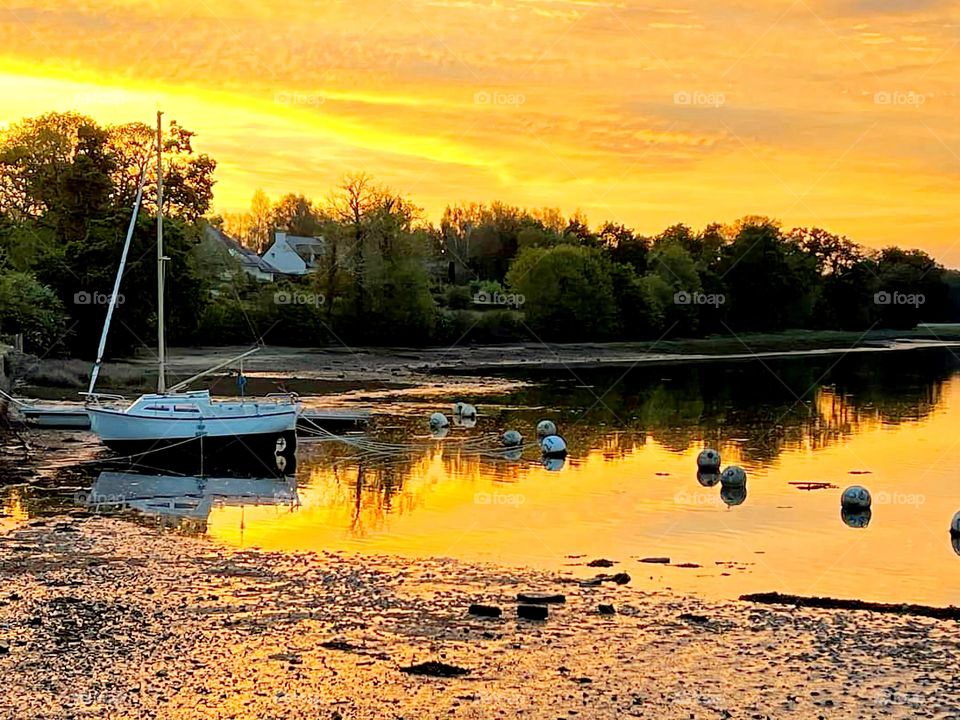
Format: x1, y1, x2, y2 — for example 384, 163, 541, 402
87, 405, 297, 442
86, 390, 300, 470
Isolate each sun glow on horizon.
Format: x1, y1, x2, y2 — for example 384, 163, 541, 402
1, 0, 958, 261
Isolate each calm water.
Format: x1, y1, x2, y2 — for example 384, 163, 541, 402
5, 348, 960, 605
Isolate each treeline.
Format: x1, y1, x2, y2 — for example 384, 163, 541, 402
0, 111, 957, 357
215, 189, 956, 346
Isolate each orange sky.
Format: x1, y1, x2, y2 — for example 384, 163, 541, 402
1, 1, 958, 263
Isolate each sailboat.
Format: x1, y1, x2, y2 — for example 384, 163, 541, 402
84, 112, 300, 463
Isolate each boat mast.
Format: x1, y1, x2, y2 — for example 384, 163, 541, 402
156, 111, 167, 394
87, 164, 149, 397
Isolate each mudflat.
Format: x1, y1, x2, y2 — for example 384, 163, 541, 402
1, 517, 957, 719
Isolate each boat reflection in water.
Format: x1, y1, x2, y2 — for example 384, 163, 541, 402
81, 470, 299, 534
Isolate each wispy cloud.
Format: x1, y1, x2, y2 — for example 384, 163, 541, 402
0, 0, 958, 263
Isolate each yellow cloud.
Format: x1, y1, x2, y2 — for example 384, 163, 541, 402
0, 0, 958, 263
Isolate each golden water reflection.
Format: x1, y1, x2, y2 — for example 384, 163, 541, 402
6, 352, 955, 606
204, 361, 960, 606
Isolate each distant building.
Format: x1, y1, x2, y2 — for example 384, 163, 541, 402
202, 225, 282, 282
262, 231, 326, 275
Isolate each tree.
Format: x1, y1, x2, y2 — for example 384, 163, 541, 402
601, 222, 650, 274
718, 220, 819, 332
609, 262, 664, 339
788, 227, 862, 276
0, 113, 115, 246
321, 174, 434, 339
439, 201, 528, 282
787, 228, 873, 329
694, 223, 726, 266
0, 268, 68, 352
564, 210, 597, 246
645, 240, 702, 335
272, 193, 322, 237
0, 112, 214, 355
506, 245, 618, 341
875, 247, 947, 328
248, 189, 273, 252
325, 174, 420, 317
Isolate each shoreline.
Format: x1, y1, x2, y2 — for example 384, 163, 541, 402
11, 326, 960, 394
1, 516, 958, 719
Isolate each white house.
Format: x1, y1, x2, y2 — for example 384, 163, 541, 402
261, 231, 326, 275
203, 226, 283, 282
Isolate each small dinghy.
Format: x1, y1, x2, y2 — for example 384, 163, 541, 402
0, 390, 90, 429
19, 403, 90, 429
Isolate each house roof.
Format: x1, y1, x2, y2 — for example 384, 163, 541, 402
205, 226, 283, 275
281, 234, 325, 267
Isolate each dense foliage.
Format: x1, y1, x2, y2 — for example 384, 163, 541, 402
0, 111, 957, 356
0, 112, 213, 354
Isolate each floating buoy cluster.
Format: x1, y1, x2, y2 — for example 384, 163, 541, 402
694, 448, 747, 507
426, 405, 569, 469
691, 448, 960, 543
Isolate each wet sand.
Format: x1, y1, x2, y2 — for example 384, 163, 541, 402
2, 516, 958, 719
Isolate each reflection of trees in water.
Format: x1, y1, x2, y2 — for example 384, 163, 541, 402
505, 349, 955, 465
304, 452, 411, 537
300, 431, 546, 536
294, 350, 956, 522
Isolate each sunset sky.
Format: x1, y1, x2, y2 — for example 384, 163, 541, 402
1, 1, 957, 262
